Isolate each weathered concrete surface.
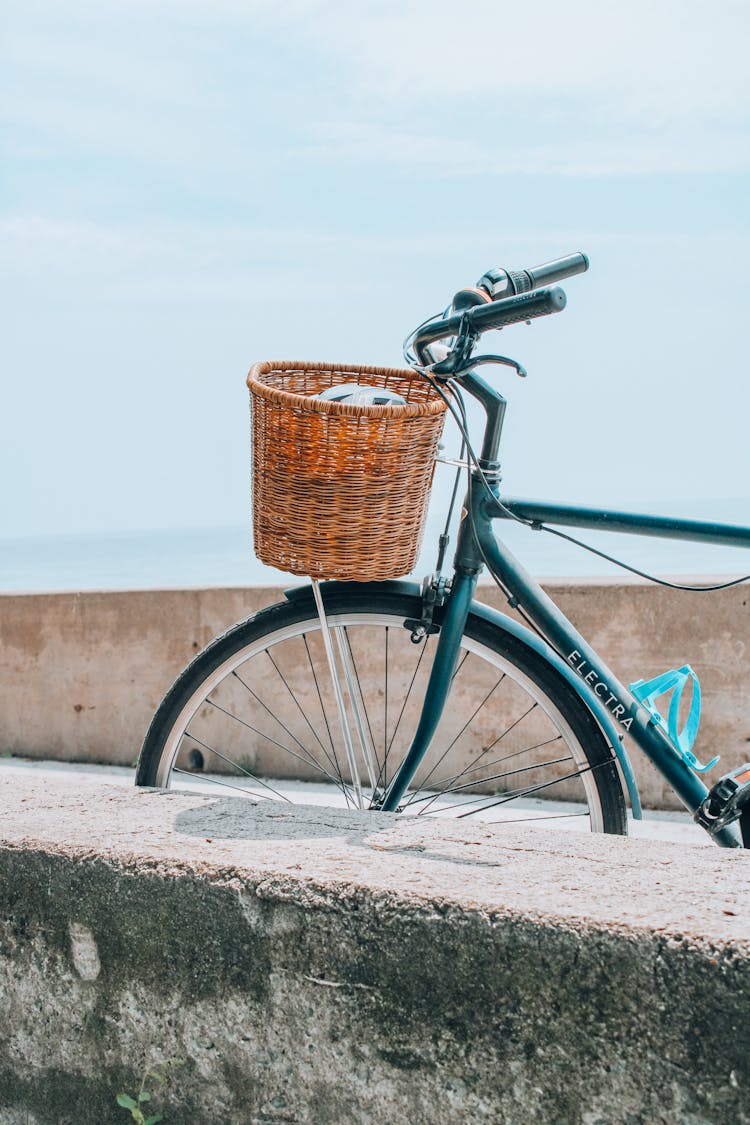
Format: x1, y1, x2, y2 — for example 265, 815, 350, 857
0, 775, 749, 1124
0, 585, 282, 768
1, 581, 748, 809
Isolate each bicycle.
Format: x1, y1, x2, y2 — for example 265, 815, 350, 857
136, 253, 750, 848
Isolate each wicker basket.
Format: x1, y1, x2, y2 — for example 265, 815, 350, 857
247, 361, 449, 581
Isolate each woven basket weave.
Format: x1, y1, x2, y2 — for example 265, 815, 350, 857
247, 361, 448, 581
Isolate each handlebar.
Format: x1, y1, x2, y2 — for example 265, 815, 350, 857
412, 286, 567, 357
406, 250, 587, 371
477, 251, 589, 300
471, 286, 567, 330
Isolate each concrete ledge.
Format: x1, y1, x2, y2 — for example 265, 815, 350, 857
1, 582, 749, 810
0, 776, 749, 1124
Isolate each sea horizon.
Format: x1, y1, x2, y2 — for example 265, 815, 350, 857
2, 495, 750, 594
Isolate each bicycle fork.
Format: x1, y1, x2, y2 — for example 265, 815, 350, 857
378, 571, 478, 812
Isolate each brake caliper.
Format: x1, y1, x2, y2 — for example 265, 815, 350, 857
404, 576, 448, 644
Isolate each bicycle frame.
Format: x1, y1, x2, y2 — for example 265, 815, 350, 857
380, 369, 750, 847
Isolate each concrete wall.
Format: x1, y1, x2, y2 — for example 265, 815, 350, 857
1, 774, 749, 1125
1, 581, 748, 810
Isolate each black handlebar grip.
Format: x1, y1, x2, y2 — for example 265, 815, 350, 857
411, 286, 567, 355
477, 252, 587, 300
469, 286, 567, 332
526, 252, 589, 288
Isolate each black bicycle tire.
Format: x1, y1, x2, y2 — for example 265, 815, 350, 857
136, 586, 627, 833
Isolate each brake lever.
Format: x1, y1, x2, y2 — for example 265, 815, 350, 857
440, 353, 528, 379
467, 354, 527, 378
422, 311, 527, 380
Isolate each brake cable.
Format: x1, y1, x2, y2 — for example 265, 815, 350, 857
415, 364, 750, 595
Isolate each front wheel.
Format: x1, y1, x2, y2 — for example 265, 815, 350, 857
137, 586, 627, 833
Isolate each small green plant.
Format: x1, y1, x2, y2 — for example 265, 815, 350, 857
116, 1059, 183, 1124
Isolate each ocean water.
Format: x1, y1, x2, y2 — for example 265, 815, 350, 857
2, 499, 750, 593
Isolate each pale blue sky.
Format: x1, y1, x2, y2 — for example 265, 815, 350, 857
2, 0, 749, 542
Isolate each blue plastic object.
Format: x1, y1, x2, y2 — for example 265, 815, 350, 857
629, 665, 718, 774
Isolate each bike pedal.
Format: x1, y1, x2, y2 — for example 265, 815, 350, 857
695, 763, 750, 843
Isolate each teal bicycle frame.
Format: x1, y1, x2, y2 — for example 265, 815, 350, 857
379, 368, 750, 848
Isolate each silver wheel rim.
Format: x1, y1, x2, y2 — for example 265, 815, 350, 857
153, 609, 608, 831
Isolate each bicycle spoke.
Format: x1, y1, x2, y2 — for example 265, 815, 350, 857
380, 635, 430, 782
481, 700, 539, 756
265, 649, 339, 765
231, 668, 343, 783
402, 671, 506, 811
200, 699, 357, 800
263, 647, 357, 806
178, 733, 292, 801
451, 650, 469, 684
485, 811, 591, 825
303, 634, 336, 751
409, 753, 574, 814
454, 761, 602, 818
172, 767, 275, 800
416, 734, 565, 811
411, 698, 543, 810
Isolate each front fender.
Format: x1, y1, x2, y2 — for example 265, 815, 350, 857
284, 580, 642, 818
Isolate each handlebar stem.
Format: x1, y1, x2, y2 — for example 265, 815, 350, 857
455, 370, 507, 465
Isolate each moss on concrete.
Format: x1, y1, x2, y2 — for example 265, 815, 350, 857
1, 845, 749, 1123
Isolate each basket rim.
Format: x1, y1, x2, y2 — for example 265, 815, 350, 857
247, 360, 447, 419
